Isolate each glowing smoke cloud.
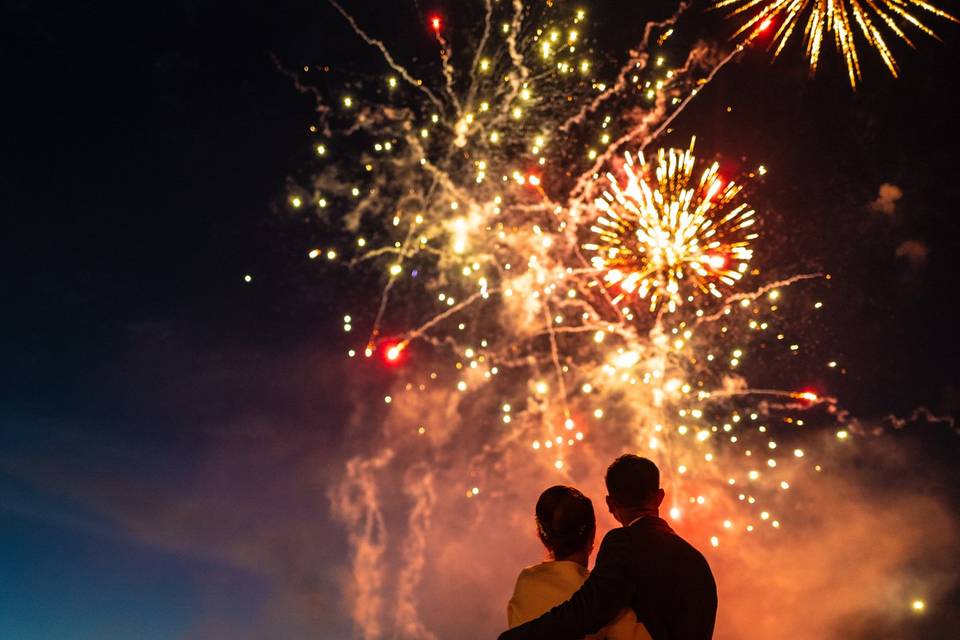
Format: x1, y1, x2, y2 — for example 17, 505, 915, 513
278, 1, 960, 637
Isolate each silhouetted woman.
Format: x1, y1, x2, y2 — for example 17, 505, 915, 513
507, 485, 651, 640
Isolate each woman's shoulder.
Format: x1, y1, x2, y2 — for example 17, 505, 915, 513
515, 561, 553, 582
516, 560, 588, 585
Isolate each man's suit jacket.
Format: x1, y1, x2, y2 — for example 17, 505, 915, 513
498, 516, 717, 640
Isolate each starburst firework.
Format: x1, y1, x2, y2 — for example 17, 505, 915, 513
716, 0, 959, 86
584, 138, 758, 313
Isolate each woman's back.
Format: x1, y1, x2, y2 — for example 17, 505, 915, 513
508, 560, 588, 627
507, 560, 651, 640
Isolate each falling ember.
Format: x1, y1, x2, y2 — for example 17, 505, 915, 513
715, 0, 959, 87
583, 138, 758, 313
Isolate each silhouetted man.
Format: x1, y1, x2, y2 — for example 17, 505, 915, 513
498, 455, 717, 640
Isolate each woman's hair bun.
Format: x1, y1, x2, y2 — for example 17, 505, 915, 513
535, 485, 596, 559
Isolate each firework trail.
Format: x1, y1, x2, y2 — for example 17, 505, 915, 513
329, 449, 394, 637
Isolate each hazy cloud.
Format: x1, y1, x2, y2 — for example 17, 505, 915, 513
870, 183, 903, 215
896, 240, 929, 268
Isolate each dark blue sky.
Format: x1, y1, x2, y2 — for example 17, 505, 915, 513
3, 0, 959, 637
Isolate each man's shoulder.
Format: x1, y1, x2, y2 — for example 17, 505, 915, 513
627, 519, 713, 567
599, 519, 672, 551
641, 523, 716, 588
598, 525, 632, 546
632, 517, 695, 547
595, 526, 636, 562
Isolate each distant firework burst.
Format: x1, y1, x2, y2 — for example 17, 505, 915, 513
716, 0, 959, 86
584, 139, 757, 313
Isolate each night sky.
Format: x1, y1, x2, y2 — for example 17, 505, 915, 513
4, 1, 960, 638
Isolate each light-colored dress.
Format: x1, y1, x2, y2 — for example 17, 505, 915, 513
507, 560, 652, 640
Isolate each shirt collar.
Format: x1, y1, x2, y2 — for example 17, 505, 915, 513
626, 515, 648, 527
626, 510, 661, 527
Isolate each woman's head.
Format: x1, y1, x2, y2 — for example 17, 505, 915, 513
535, 485, 596, 561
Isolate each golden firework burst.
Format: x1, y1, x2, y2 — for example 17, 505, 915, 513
716, 0, 959, 87
584, 138, 758, 313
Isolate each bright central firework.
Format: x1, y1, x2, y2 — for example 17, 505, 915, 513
584, 139, 757, 313
715, 0, 958, 87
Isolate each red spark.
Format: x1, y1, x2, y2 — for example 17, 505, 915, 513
430, 16, 441, 32
381, 340, 407, 365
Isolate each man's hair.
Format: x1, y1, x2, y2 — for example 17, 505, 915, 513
535, 485, 596, 559
605, 454, 660, 507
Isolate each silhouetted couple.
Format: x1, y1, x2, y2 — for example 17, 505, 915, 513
499, 455, 717, 640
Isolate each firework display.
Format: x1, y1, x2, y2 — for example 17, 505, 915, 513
290, 0, 844, 547
282, 1, 953, 634
715, 0, 959, 87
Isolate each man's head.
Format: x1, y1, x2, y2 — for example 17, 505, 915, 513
604, 454, 665, 524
